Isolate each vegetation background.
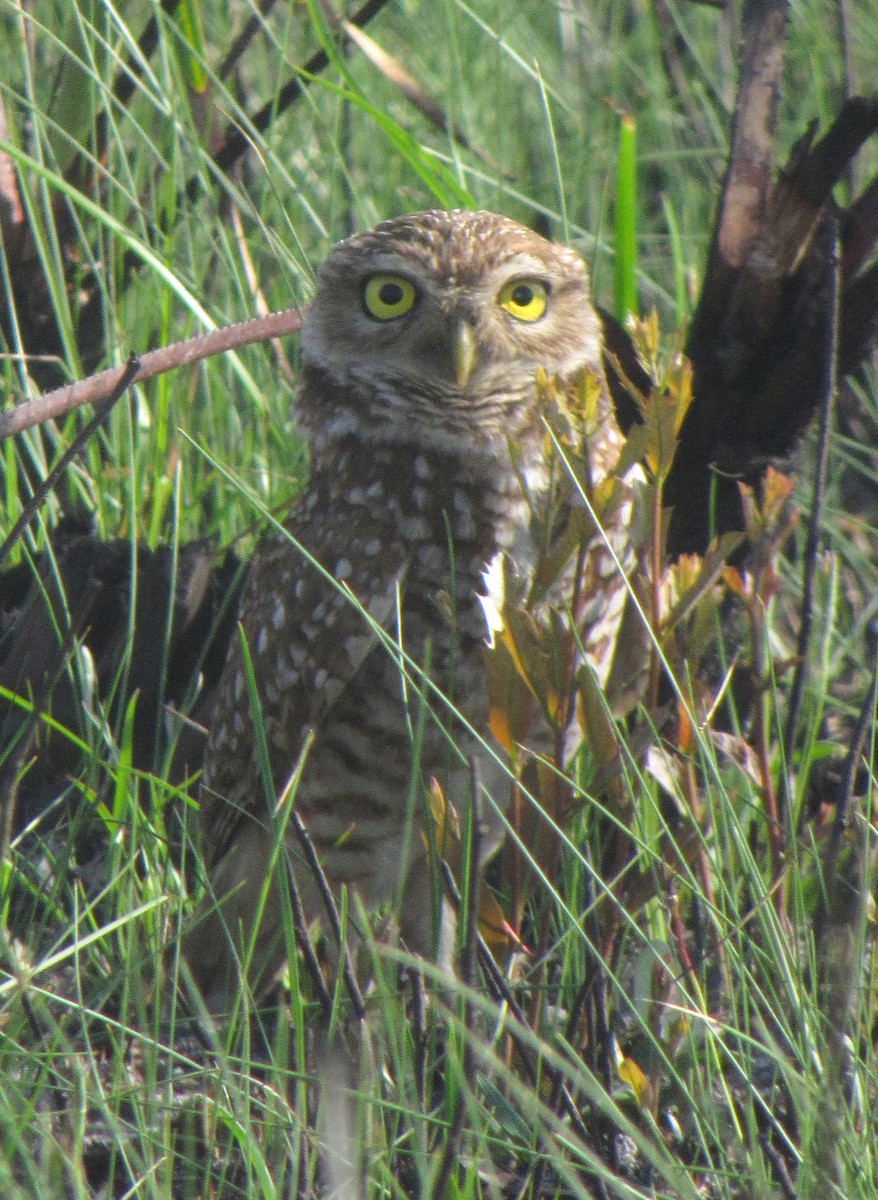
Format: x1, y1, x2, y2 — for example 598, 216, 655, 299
0, 1, 877, 1198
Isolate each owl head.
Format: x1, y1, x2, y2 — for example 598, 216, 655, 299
298, 209, 604, 459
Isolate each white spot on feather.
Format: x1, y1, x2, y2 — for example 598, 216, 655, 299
275, 662, 299, 688
478, 552, 505, 648
399, 515, 428, 539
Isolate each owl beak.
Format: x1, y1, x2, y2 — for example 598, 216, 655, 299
452, 319, 477, 388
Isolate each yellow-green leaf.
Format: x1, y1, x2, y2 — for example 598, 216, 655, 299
617, 1054, 649, 1107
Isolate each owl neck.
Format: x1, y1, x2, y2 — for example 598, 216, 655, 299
309, 430, 542, 563
299, 359, 547, 479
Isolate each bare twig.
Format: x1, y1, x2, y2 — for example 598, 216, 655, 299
282, 853, 335, 1022
290, 809, 366, 1021
0, 355, 141, 569
0, 307, 301, 441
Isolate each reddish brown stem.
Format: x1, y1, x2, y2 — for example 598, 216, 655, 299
0, 307, 302, 441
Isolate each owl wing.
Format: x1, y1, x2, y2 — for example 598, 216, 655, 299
198, 507, 410, 869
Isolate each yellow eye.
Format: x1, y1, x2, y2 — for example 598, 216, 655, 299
499, 278, 548, 322
363, 274, 417, 321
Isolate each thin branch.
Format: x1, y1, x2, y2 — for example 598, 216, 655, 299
0, 354, 140, 568
0, 307, 301, 441
290, 809, 366, 1021
282, 852, 335, 1022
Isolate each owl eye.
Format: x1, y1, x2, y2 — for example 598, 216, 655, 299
363, 274, 417, 321
499, 278, 548, 322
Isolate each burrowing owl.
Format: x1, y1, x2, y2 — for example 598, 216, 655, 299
182, 210, 635, 1011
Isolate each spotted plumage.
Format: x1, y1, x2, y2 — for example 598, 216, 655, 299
182, 210, 636, 1011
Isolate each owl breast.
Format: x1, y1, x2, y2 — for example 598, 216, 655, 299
268, 436, 532, 882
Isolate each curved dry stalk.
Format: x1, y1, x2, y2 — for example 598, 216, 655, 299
0, 307, 302, 441
0, 355, 141, 569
